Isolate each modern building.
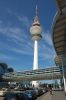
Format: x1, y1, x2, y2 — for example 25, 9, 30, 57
3, 66, 63, 81
30, 6, 42, 87
52, 0, 66, 93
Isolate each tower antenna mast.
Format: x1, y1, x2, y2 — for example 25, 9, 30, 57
36, 5, 38, 16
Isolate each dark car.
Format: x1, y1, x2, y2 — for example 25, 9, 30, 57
2, 92, 29, 100
37, 89, 44, 96
18, 93, 29, 100
25, 90, 37, 100
33, 88, 39, 96
2, 93, 18, 100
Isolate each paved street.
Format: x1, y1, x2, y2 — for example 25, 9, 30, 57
36, 91, 66, 100
52, 91, 66, 100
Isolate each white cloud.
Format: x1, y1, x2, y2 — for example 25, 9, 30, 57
42, 31, 53, 47
37, 29, 56, 62
17, 16, 31, 28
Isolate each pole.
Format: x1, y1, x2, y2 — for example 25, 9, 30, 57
62, 59, 66, 94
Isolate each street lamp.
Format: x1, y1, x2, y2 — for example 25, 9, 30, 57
61, 56, 66, 95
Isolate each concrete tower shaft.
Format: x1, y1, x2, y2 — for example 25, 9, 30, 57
33, 40, 38, 70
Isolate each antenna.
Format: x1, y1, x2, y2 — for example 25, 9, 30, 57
36, 5, 38, 16
33, 5, 39, 23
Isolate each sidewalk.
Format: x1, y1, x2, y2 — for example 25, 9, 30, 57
36, 91, 66, 100
52, 91, 66, 100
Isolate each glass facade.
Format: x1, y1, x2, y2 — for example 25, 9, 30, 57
3, 66, 63, 81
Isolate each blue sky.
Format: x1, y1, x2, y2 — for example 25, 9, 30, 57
0, 0, 58, 71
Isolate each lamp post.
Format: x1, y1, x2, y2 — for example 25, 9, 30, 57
61, 57, 66, 95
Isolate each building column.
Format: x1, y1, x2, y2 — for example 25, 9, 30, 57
59, 79, 63, 89
63, 76, 66, 94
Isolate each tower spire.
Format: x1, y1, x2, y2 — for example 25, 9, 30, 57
33, 5, 40, 25
36, 5, 38, 16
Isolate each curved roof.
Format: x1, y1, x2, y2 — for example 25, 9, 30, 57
52, 0, 66, 55
56, 0, 66, 11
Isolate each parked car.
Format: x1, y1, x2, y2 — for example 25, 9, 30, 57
17, 93, 29, 100
44, 88, 48, 93
33, 88, 46, 97
33, 88, 39, 96
2, 92, 29, 100
0, 88, 8, 97
25, 90, 37, 100
37, 89, 44, 96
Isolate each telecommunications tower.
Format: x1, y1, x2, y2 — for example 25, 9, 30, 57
30, 6, 42, 87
